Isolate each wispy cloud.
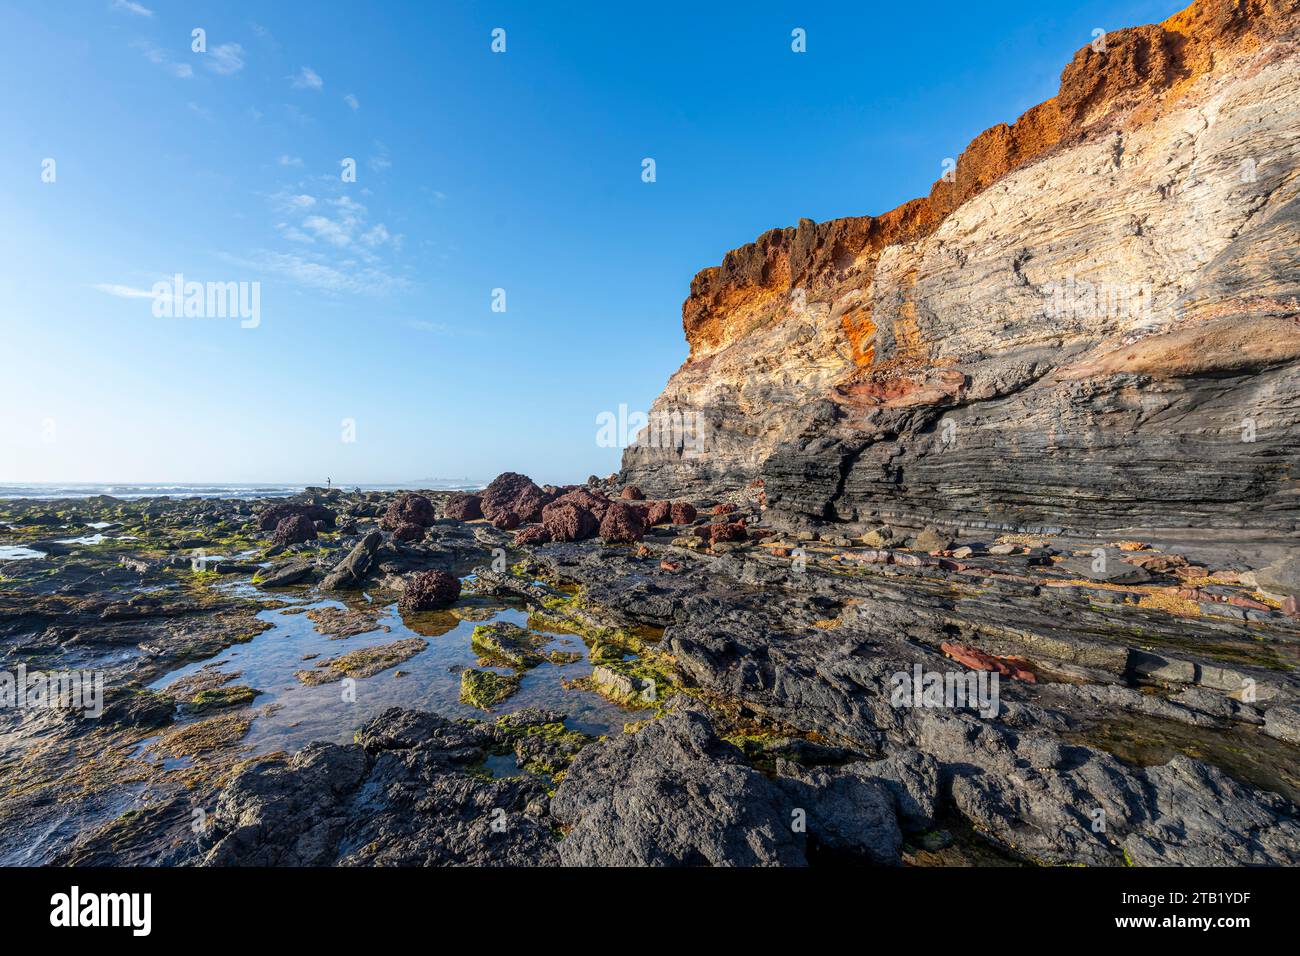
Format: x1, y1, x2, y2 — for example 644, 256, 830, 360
135, 41, 192, 79
291, 66, 323, 90
206, 43, 245, 76
278, 155, 303, 167
344, 93, 360, 112
93, 283, 155, 299
111, 0, 153, 17
406, 318, 484, 338
368, 142, 392, 174
234, 251, 407, 296
294, 196, 400, 252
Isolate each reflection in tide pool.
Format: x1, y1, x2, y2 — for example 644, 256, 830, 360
150, 585, 647, 757
0, 546, 45, 560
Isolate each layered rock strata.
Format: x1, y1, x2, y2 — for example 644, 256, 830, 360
622, 0, 1300, 536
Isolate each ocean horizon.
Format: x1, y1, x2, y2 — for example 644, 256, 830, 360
0, 480, 485, 501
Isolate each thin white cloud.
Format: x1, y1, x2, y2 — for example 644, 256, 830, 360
287, 194, 316, 208
407, 320, 453, 334
344, 93, 360, 112
94, 283, 155, 299
291, 66, 323, 90
302, 214, 352, 247
235, 251, 407, 296
206, 43, 245, 75
278, 155, 303, 167
360, 224, 390, 247
136, 41, 192, 78
111, 0, 153, 16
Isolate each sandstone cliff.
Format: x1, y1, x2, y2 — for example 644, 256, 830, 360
622, 0, 1300, 535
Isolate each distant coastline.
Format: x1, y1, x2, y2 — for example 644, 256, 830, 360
0, 481, 484, 501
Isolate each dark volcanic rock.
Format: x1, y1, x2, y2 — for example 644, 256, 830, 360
551, 706, 807, 866
258, 503, 335, 532
491, 511, 520, 531
271, 514, 317, 546
398, 570, 461, 612
256, 558, 316, 587
598, 501, 646, 544
391, 521, 425, 543
320, 531, 382, 590
202, 709, 558, 866
442, 493, 484, 521
775, 765, 902, 864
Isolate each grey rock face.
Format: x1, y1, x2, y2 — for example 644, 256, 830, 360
550, 706, 808, 866
319, 530, 382, 590
202, 708, 560, 866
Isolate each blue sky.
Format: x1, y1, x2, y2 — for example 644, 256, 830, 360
0, 0, 1183, 486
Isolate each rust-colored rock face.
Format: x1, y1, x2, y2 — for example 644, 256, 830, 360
681, 0, 1299, 363
625, 0, 1300, 534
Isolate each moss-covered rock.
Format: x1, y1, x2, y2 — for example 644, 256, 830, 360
460, 669, 520, 710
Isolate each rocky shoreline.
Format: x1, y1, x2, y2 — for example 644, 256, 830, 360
1, 476, 1296, 866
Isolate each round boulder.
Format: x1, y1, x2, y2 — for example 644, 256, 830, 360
599, 501, 646, 544
380, 493, 437, 530
272, 514, 317, 546
399, 570, 461, 613
443, 493, 484, 521
669, 502, 697, 525
481, 472, 555, 523
543, 504, 599, 542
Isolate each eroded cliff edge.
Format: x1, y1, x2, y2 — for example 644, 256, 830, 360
622, 0, 1300, 536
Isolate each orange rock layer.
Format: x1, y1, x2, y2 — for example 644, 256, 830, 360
681, 0, 1300, 360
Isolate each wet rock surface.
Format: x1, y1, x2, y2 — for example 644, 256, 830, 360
1, 491, 1298, 867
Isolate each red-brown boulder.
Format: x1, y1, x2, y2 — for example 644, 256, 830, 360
491, 512, 521, 531
443, 493, 483, 521
620, 486, 645, 500
392, 521, 425, 543
398, 570, 461, 612
542, 504, 598, 542
670, 502, 697, 525
543, 488, 611, 521
272, 514, 318, 546
646, 500, 673, 526
599, 501, 646, 544
258, 502, 335, 532
514, 525, 552, 546
481, 472, 555, 523
380, 493, 437, 530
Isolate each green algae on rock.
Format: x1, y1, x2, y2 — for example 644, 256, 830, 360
294, 638, 429, 686
460, 668, 521, 710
